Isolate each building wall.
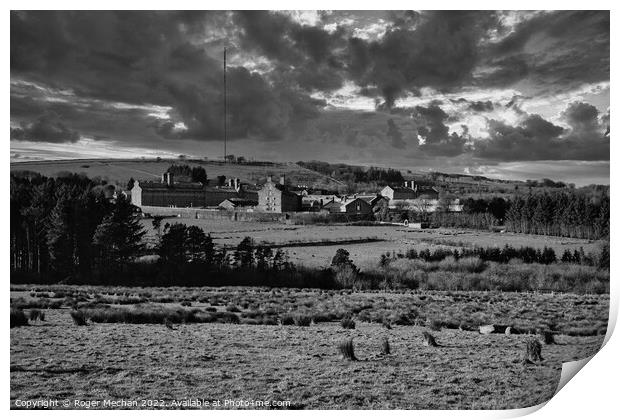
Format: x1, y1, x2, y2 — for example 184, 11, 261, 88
204, 189, 239, 206
258, 181, 280, 212
258, 180, 300, 212
141, 188, 206, 207
280, 192, 301, 212
131, 183, 142, 207
380, 186, 394, 200
343, 198, 373, 215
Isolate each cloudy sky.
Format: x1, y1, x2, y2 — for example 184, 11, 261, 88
10, 10, 610, 185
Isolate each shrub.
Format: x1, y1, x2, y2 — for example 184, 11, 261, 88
219, 312, 240, 324
10, 308, 28, 328
280, 313, 295, 325
333, 265, 360, 289
261, 316, 278, 325
293, 314, 312, 327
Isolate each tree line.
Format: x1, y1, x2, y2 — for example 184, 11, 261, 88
426, 191, 608, 240
11, 172, 146, 284
10, 172, 327, 287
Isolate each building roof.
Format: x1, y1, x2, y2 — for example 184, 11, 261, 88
261, 181, 300, 197
386, 186, 416, 193
220, 198, 258, 207
137, 181, 205, 190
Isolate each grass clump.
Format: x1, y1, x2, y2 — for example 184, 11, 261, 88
280, 313, 295, 326
338, 338, 357, 361
293, 314, 312, 327
70, 310, 88, 326
340, 317, 356, 329
11, 308, 29, 328
380, 337, 391, 355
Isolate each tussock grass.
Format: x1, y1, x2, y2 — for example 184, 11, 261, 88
293, 314, 312, 327
422, 331, 439, 347
523, 339, 543, 363
377, 258, 609, 294
380, 337, 391, 355
28, 309, 44, 322
280, 313, 295, 325
340, 317, 356, 329
70, 310, 88, 326
11, 297, 62, 310
427, 319, 443, 331
10, 308, 28, 328
338, 338, 357, 361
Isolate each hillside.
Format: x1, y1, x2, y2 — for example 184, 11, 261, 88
10, 158, 344, 190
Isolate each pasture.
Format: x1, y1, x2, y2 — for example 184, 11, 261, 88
141, 219, 600, 269
10, 285, 607, 409
10, 158, 342, 189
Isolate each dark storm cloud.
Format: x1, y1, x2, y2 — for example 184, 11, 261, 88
561, 102, 609, 148
386, 119, 405, 149
347, 11, 500, 107
387, 104, 469, 157
233, 11, 346, 92
10, 10, 610, 169
11, 112, 80, 143
475, 115, 564, 161
11, 11, 325, 143
482, 11, 609, 93
414, 105, 449, 144
10, 82, 169, 147
473, 104, 609, 161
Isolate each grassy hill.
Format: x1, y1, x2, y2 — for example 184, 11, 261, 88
10, 158, 345, 190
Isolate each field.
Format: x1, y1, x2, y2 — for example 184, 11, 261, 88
141, 219, 600, 270
10, 285, 607, 409
10, 158, 343, 189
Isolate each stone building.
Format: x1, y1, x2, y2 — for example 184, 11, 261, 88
257, 175, 301, 212
131, 172, 251, 208
322, 197, 372, 215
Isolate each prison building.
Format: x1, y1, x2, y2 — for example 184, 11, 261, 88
131, 172, 244, 208
257, 175, 301, 213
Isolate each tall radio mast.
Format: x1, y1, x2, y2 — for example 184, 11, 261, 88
223, 47, 227, 162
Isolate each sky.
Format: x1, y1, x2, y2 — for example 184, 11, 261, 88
10, 10, 610, 185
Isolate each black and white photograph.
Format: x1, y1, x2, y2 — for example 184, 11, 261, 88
9, 5, 612, 412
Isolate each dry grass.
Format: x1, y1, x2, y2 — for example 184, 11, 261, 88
10, 310, 604, 409
10, 285, 609, 337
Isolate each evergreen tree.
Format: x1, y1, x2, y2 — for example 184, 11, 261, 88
92, 195, 145, 275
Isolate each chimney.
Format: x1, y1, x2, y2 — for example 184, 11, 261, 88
280, 175, 285, 185
234, 178, 240, 191
404, 180, 409, 188
267, 175, 272, 183
163, 172, 173, 186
